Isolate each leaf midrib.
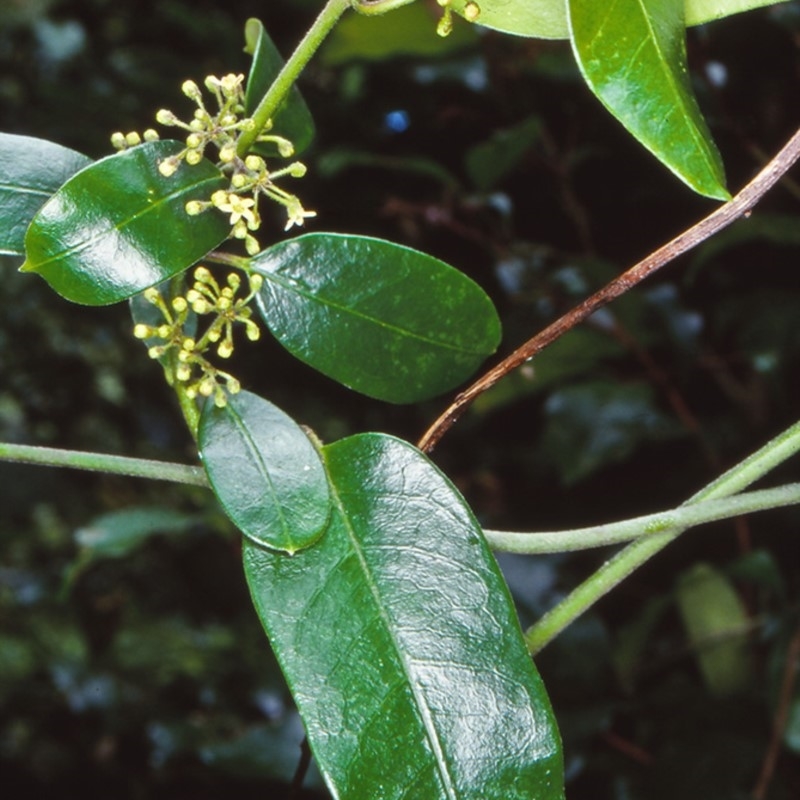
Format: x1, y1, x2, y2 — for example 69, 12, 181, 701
572, 0, 719, 180
225, 402, 293, 548
327, 478, 459, 800
27, 171, 223, 271
262, 268, 492, 358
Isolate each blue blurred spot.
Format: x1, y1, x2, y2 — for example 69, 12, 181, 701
384, 110, 410, 133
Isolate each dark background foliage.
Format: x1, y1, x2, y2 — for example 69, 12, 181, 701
2, 0, 800, 797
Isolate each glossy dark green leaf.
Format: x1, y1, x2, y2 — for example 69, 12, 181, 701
567, 0, 729, 199
252, 233, 501, 403
676, 563, 753, 696
452, 0, 788, 39
199, 390, 330, 554
243, 18, 314, 156
21, 141, 230, 305
244, 433, 564, 800
321, 1, 477, 65
0, 133, 91, 256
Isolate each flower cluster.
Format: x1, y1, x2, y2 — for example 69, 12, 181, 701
133, 267, 263, 408
112, 73, 316, 250
435, 0, 481, 37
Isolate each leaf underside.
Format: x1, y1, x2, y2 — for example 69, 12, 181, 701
454, 0, 790, 39
244, 18, 315, 156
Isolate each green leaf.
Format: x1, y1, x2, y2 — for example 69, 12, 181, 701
64, 505, 201, 589
321, 1, 477, 65
466, 115, 542, 191
252, 233, 501, 403
567, 0, 729, 200
449, 0, 570, 39
685, 0, 791, 25
244, 433, 564, 800
21, 141, 230, 305
451, 0, 789, 39
540, 381, 677, 484
199, 390, 330, 554
74, 506, 197, 559
243, 18, 315, 156
675, 563, 753, 696
0, 133, 91, 256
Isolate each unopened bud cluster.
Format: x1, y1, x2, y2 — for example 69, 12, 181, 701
435, 0, 481, 37
113, 72, 316, 250
133, 267, 263, 408
110, 128, 160, 150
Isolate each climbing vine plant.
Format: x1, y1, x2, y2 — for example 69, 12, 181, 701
2, 1, 800, 797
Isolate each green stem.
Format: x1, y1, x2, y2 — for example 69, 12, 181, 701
524, 419, 800, 655
353, 0, 419, 15
485, 483, 800, 554
166, 273, 202, 438
0, 442, 209, 487
237, 0, 353, 157
174, 383, 201, 438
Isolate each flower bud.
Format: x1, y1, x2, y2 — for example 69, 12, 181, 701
218, 143, 236, 163
110, 131, 127, 150
245, 155, 264, 172
125, 131, 142, 147
185, 200, 205, 215
156, 108, 178, 126
210, 190, 229, 208
464, 2, 480, 21
143, 128, 160, 142
182, 79, 202, 100
186, 149, 203, 166
158, 158, 179, 177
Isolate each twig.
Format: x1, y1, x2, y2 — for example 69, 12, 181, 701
751, 625, 800, 800
417, 125, 800, 453
288, 737, 313, 799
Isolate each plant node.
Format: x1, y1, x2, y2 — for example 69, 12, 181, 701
137, 72, 316, 250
